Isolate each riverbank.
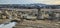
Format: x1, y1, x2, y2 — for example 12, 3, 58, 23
14, 20, 60, 28
0, 19, 60, 28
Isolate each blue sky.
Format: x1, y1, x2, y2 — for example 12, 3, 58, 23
0, 0, 60, 5
0, 0, 38, 4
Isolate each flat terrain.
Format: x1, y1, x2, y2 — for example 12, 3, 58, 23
14, 20, 60, 28
0, 19, 60, 28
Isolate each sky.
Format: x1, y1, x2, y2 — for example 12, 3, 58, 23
0, 0, 60, 5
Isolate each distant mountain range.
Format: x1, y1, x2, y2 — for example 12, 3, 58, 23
0, 3, 60, 9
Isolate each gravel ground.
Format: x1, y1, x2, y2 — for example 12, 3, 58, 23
0, 19, 60, 28
14, 20, 60, 28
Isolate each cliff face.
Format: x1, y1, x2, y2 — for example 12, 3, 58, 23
0, 8, 38, 23
0, 8, 60, 21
